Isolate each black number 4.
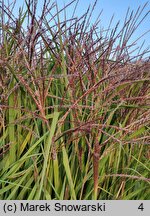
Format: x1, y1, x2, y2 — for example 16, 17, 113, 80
138, 203, 144, 211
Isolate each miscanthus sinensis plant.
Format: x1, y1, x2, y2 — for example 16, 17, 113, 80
0, 0, 150, 199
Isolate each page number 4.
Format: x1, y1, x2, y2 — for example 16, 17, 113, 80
138, 203, 144, 211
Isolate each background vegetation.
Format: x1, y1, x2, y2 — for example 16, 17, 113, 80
0, 0, 150, 200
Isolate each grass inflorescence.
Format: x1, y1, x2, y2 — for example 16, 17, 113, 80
0, 0, 150, 200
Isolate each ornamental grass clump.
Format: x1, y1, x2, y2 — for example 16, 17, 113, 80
0, 0, 150, 200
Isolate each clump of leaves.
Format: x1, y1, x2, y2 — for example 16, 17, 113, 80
0, 0, 150, 200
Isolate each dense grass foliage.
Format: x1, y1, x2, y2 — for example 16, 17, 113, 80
0, 0, 150, 200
